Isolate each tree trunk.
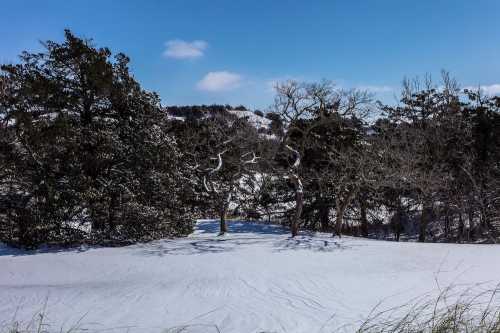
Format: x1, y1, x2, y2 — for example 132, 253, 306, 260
291, 190, 303, 237
334, 191, 356, 238
335, 198, 345, 237
418, 212, 426, 242
468, 207, 475, 241
394, 198, 403, 242
107, 195, 117, 239
458, 211, 464, 243
444, 203, 450, 240
319, 203, 330, 232
418, 200, 431, 243
335, 206, 344, 237
18, 213, 30, 247
359, 198, 368, 237
219, 206, 227, 235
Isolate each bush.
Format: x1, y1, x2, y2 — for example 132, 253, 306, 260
253, 110, 264, 117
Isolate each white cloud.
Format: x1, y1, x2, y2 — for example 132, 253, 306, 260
163, 40, 207, 59
465, 84, 500, 96
197, 71, 243, 92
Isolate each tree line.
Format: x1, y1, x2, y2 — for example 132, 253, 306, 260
1, 31, 499, 248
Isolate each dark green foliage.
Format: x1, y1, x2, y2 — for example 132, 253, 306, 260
1, 31, 499, 246
0, 30, 193, 248
253, 110, 264, 117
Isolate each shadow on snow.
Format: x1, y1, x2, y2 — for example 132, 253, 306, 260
137, 220, 350, 256
1, 220, 351, 257
195, 219, 289, 235
0, 243, 92, 257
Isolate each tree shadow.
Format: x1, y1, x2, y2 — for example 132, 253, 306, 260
272, 235, 350, 252
1, 221, 352, 257
195, 219, 290, 235
137, 221, 351, 256
0, 242, 92, 257
136, 236, 275, 256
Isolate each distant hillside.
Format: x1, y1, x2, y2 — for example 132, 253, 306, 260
165, 104, 248, 120
165, 105, 280, 136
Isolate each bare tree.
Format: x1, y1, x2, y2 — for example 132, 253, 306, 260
196, 116, 260, 235
272, 80, 371, 237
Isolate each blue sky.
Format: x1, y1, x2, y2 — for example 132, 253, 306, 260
1, 0, 500, 109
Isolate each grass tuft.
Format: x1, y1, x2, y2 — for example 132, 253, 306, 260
355, 284, 500, 333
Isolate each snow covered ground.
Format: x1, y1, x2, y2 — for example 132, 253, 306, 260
227, 110, 271, 130
1, 220, 500, 333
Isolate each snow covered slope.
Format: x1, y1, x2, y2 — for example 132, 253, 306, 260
1, 220, 500, 333
227, 110, 271, 130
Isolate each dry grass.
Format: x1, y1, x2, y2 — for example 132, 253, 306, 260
3, 285, 500, 332
2, 299, 86, 333
355, 284, 500, 333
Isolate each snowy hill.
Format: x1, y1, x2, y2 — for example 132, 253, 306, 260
1, 220, 500, 332
227, 110, 271, 130
165, 107, 273, 132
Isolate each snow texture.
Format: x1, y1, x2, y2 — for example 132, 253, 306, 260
1, 220, 500, 332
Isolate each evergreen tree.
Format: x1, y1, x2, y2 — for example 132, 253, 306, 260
0, 30, 193, 247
